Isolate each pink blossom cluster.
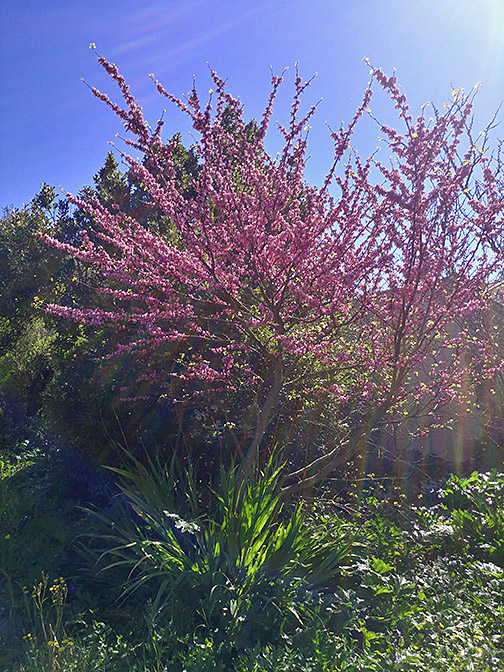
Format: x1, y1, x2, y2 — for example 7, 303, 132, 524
42, 56, 504, 434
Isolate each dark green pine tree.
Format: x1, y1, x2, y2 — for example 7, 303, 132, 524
78, 136, 198, 239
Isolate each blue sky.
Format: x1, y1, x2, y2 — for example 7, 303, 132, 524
2, 0, 504, 210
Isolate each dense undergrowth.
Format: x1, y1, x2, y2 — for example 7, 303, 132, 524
1, 440, 503, 671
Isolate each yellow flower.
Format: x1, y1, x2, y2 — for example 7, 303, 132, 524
89, 42, 96, 50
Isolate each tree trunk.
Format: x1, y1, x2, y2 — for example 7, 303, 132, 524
237, 354, 284, 484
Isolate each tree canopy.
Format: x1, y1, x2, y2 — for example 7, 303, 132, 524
40, 54, 504, 486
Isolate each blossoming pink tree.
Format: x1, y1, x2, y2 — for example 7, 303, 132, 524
41, 53, 504, 487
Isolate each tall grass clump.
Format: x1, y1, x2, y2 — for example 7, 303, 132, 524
80, 452, 366, 664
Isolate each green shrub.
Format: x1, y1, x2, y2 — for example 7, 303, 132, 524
80, 454, 366, 663
439, 471, 504, 567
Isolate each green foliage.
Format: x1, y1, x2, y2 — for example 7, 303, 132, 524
0, 452, 86, 640
0, 172, 186, 463
441, 469, 504, 511
0, 183, 115, 459
81, 453, 362, 663
438, 470, 504, 567
12, 617, 135, 672
2, 440, 504, 671
0, 146, 217, 472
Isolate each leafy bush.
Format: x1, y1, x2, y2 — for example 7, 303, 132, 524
81, 454, 365, 662
438, 470, 504, 567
